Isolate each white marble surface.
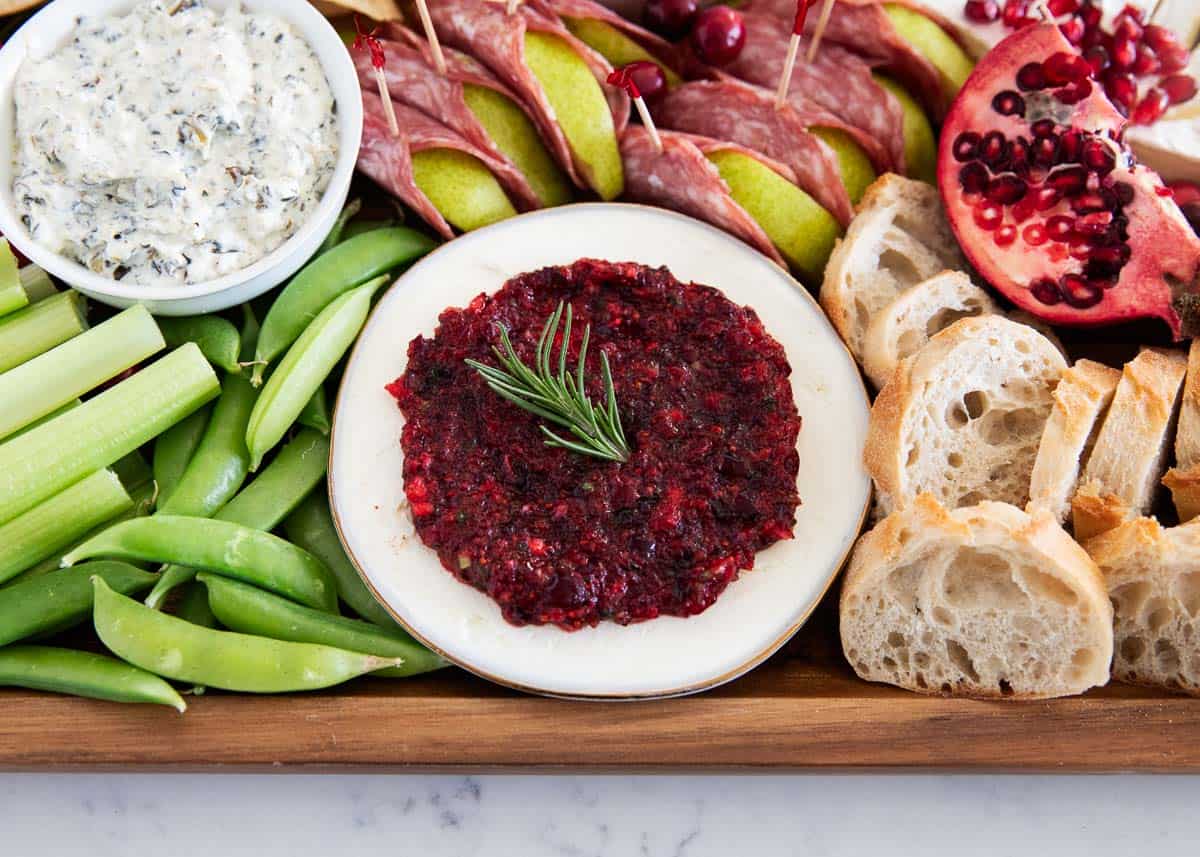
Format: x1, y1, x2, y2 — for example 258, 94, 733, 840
2, 774, 1197, 854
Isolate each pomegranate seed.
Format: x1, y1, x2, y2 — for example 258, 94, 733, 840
1047, 0, 1079, 13
960, 162, 989, 194
1132, 44, 1160, 76
1061, 274, 1103, 308
690, 6, 746, 67
980, 131, 1010, 168
644, 0, 700, 39
1069, 240, 1092, 261
1083, 45, 1109, 75
1133, 88, 1170, 125
1078, 1, 1101, 29
1104, 71, 1137, 113
952, 131, 981, 162
1090, 244, 1131, 266
1011, 195, 1038, 223
1113, 10, 1143, 43
1059, 18, 1085, 45
1002, 0, 1029, 27
1161, 75, 1198, 106
1023, 223, 1048, 245
1047, 215, 1075, 241
1143, 24, 1179, 52
974, 203, 1004, 230
1031, 135, 1059, 166
986, 173, 1028, 204
1030, 277, 1063, 304
1112, 181, 1135, 205
1058, 131, 1083, 163
1156, 185, 1174, 197
1043, 52, 1090, 85
1016, 62, 1046, 91
1080, 27, 1108, 52
1081, 139, 1115, 175
964, 0, 1000, 23
1055, 79, 1093, 105
1071, 188, 1115, 213
1031, 119, 1057, 138
1074, 210, 1114, 236
1034, 187, 1061, 210
1047, 164, 1086, 194
994, 224, 1018, 246
1110, 35, 1136, 70
992, 90, 1026, 116
1159, 43, 1190, 74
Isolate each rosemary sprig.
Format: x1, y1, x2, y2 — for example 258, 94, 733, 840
465, 302, 630, 463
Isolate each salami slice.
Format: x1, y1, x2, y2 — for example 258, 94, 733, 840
357, 91, 522, 239
354, 30, 541, 210
724, 8, 905, 174
657, 79, 853, 226
426, 0, 630, 192
532, 0, 683, 71
748, 0, 946, 117
620, 126, 786, 267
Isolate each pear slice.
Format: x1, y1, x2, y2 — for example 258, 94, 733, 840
461, 84, 574, 207
411, 149, 518, 232
810, 127, 877, 205
873, 73, 937, 184
883, 4, 974, 99
561, 17, 683, 88
523, 31, 624, 201
706, 150, 841, 284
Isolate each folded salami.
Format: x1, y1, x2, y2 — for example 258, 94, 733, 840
620, 125, 786, 267
724, 7, 906, 174
426, 0, 630, 194
357, 91, 521, 239
657, 79, 853, 226
353, 28, 541, 211
534, 0, 682, 68
748, 0, 945, 117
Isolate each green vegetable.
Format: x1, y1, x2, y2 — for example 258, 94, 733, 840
253, 227, 434, 384
319, 197, 362, 254
0, 561, 157, 646
199, 573, 446, 677
297, 384, 331, 435
0, 240, 25, 316
339, 220, 398, 242
173, 581, 218, 629
246, 274, 389, 470
93, 578, 398, 693
110, 450, 153, 492
18, 263, 56, 303
0, 644, 186, 711
152, 403, 212, 506
7, 398, 80, 440
284, 490, 395, 627
0, 343, 220, 525
0, 469, 133, 585
157, 315, 241, 374
0, 290, 88, 373
65, 515, 338, 612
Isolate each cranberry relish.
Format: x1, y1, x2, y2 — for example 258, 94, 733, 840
387, 259, 802, 630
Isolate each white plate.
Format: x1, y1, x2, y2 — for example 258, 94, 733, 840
329, 204, 871, 699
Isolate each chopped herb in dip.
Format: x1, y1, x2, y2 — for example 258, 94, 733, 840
12, 0, 339, 286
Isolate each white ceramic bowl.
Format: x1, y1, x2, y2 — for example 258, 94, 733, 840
329, 204, 872, 699
0, 0, 362, 316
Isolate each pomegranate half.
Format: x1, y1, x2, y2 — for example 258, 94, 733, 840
938, 22, 1200, 339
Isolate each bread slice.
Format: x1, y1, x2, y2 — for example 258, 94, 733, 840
1162, 339, 1200, 522
840, 494, 1113, 699
1085, 516, 1200, 695
1028, 359, 1121, 525
820, 174, 965, 362
1072, 348, 1188, 539
860, 270, 997, 389
864, 315, 1067, 516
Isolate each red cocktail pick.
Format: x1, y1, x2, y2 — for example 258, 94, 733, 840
608, 64, 663, 154
354, 17, 400, 136
774, 0, 810, 109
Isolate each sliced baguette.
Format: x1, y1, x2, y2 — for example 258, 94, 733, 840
1085, 516, 1200, 696
865, 315, 1066, 516
840, 494, 1113, 699
860, 270, 997, 390
1162, 339, 1200, 522
1072, 348, 1187, 539
820, 174, 965, 362
1028, 359, 1121, 525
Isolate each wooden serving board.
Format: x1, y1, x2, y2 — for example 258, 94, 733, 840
3, 603, 1199, 773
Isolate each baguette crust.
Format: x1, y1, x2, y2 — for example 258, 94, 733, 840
841, 495, 1113, 699
1085, 517, 1200, 696
1163, 465, 1200, 523
1166, 340, 1200, 521
1028, 359, 1121, 525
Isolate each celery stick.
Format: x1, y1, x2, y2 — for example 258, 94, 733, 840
6, 398, 80, 440
0, 241, 21, 317
0, 343, 219, 525
19, 264, 56, 303
0, 304, 164, 441
0, 469, 133, 584
0, 291, 88, 373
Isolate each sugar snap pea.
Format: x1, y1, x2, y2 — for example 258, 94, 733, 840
157, 315, 241, 374
65, 515, 337, 612
152, 403, 212, 506
284, 490, 395, 627
246, 274, 389, 470
252, 226, 433, 384
0, 561, 157, 646
318, 197, 362, 254
173, 581, 218, 629
339, 220, 398, 242
198, 573, 447, 677
93, 578, 398, 693
144, 427, 330, 608
297, 384, 331, 435
0, 644, 185, 711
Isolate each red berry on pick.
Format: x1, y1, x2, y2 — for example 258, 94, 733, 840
691, 6, 746, 67
625, 60, 667, 100
644, 0, 699, 40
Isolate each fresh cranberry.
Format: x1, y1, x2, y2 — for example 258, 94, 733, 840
690, 6, 746, 67
964, 0, 1000, 23
644, 0, 699, 40
624, 60, 667, 100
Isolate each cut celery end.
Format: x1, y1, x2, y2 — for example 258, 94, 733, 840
0, 291, 88, 374
0, 469, 133, 585
19, 264, 56, 303
0, 241, 20, 317
0, 304, 165, 441
0, 342, 220, 526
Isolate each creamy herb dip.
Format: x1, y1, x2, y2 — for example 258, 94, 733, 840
12, 0, 338, 286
